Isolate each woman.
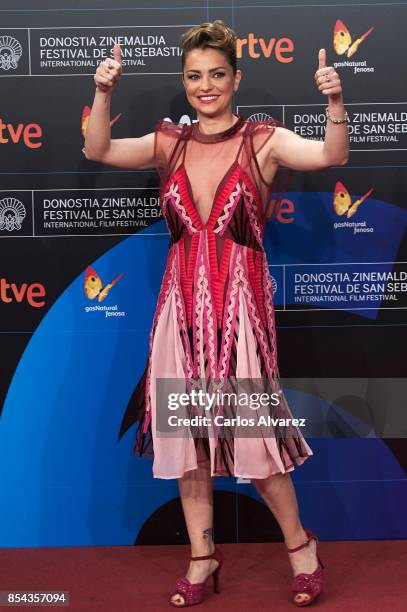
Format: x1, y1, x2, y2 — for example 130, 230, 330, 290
85, 20, 349, 608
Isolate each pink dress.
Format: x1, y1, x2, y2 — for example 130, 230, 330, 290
125, 113, 313, 479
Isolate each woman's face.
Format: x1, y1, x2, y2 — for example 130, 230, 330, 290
182, 47, 241, 117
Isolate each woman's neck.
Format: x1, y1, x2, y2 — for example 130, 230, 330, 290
195, 111, 238, 136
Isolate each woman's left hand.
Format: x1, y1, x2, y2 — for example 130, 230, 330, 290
314, 48, 343, 101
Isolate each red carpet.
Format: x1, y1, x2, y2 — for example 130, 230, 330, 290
1, 541, 406, 611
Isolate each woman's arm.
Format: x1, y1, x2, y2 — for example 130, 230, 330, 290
84, 89, 156, 170
265, 49, 350, 171
84, 43, 156, 170
269, 98, 349, 171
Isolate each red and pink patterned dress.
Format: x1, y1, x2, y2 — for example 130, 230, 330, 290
123, 113, 313, 479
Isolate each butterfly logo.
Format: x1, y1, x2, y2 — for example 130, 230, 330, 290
84, 265, 124, 302
333, 20, 374, 57
333, 181, 373, 218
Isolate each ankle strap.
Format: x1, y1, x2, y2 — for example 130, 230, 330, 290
286, 528, 317, 553
191, 547, 218, 561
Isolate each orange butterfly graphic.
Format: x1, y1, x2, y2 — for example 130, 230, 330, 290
84, 265, 124, 302
81, 106, 122, 138
334, 181, 373, 218
333, 19, 374, 57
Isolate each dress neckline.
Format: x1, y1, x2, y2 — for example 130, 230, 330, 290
191, 113, 245, 144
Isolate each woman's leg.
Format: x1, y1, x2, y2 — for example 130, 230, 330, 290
170, 443, 220, 607
251, 472, 319, 606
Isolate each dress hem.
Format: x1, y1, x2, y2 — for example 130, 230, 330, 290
150, 451, 313, 480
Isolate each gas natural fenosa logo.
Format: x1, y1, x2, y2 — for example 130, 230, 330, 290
84, 265, 126, 318
332, 20, 374, 74
333, 181, 375, 235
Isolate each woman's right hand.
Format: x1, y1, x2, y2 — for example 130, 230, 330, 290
94, 43, 122, 93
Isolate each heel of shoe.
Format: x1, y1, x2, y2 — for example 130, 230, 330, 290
190, 546, 224, 595
304, 529, 325, 570
211, 547, 223, 593
212, 565, 221, 593
317, 552, 325, 570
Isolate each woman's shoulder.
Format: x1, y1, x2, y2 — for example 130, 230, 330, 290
242, 115, 288, 160
154, 117, 191, 139
243, 114, 282, 135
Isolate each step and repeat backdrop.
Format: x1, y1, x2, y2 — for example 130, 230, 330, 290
1, 0, 406, 547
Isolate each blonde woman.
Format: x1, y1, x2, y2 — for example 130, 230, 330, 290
85, 20, 348, 608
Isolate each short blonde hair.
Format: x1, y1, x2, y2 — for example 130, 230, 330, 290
180, 19, 237, 74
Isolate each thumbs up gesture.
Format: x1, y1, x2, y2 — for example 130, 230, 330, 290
94, 43, 123, 93
314, 48, 342, 101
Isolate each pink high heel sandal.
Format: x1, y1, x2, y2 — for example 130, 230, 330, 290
169, 546, 224, 607
286, 527, 326, 607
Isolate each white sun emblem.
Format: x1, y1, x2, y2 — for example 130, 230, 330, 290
0, 35, 23, 71
269, 273, 278, 295
0, 197, 26, 231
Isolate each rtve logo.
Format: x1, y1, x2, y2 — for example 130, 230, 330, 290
0, 118, 42, 148
236, 33, 294, 62
0, 277, 46, 307
269, 199, 295, 223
